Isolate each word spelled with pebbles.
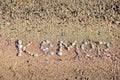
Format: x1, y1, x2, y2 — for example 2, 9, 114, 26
15, 40, 111, 59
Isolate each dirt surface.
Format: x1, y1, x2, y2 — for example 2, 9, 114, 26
0, 0, 120, 80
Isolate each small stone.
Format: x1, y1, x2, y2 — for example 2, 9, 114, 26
27, 51, 31, 54
22, 46, 26, 51
80, 44, 84, 49
42, 48, 49, 51
18, 45, 23, 49
33, 54, 38, 57
90, 43, 95, 49
71, 41, 77, 46
59, 47, 62, 51
86, 11, 91, 16
30, 53, 34, 56
40, 46, 44, 49
86, 54, 90, 57
62, 43, 67, 47
99, 41, 103, 45
45, 40, 50, 44
103, 42, 107, 44
17, 40, 22, 44
66, 47, 70, 51
106, 54, 111, 57
17, 50, 22, 56
48, 43, 53, 48
17, 53, 22, 56
26, 42, 32, 47
58, 41, 63, 46
106, 43, 110, 48
47, 51, 54, 55
84, 42, 87, 45
57, 51, 63, 56
40, 41, 46, 46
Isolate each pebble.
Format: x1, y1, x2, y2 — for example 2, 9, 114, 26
47, 51, 54, 55
58, 41, 63, 47
45, 40, 50, 44
106, 43, 110, 48
59, 47, 62, 51
17, 40, 22, 45
80, 44, 84, 50
42, 48, 49, 51
48, 43, 53, 48
66, 47, 70, 50
33, 54, 38, 57
26, 42, 32, 47
99, 41, 103, 45
71, 41, 77, 46
30, 53, 34, 56
84, 42, 87, 45
57, 51, 63, 56
18, 44, 23, 49
62, 43, 67, 47
40, 46, 44, 49
17, 53, 22, 56
40, 41, 46, 46
22, 46, 26, 51
90, 43, 95, 49
106, 54, 111, 57
75, 45, 80, 59
17, 50, 22, 56
103, 41, 107, 44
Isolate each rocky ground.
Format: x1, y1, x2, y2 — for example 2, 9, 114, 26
0, 0, 120, 80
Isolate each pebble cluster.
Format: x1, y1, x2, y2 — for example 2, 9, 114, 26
80, 41, 95, 50
57, 41, 63, 56
16, 40, 38, 57
16, 40, 23, 56
75, 44, 80, 59
40, 40, 54, 55
57, 41, 77, 56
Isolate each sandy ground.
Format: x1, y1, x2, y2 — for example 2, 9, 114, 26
0, 0, 120, 80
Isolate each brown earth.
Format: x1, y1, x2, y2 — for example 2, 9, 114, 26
0, 0, 120, 80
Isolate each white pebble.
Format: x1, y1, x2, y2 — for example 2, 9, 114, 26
57, 51, 63, 56
40, 46, 44, 49
66, 46, 70, 50
99, 41, 103, 45
80, 44, 84, 49
33, 54, 38, 57
59, 41, 63, 46
106, 43, 110, 48
18, 45, 23, 49
30, 53, 34, 56
59, 47, 62, 51
42, 48, 49, 51
84, 42, 87, 45
17, 40, 22, 44
103, 42, 107, 44
17, 50, 22, 56
45, 40, 50, 44
47, 51, 54, 55
41, 41, 46, 46
17, 53, 22, 56
90, 43, 95, 49
48, 44, 53, 48
71, 41, 77, 46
